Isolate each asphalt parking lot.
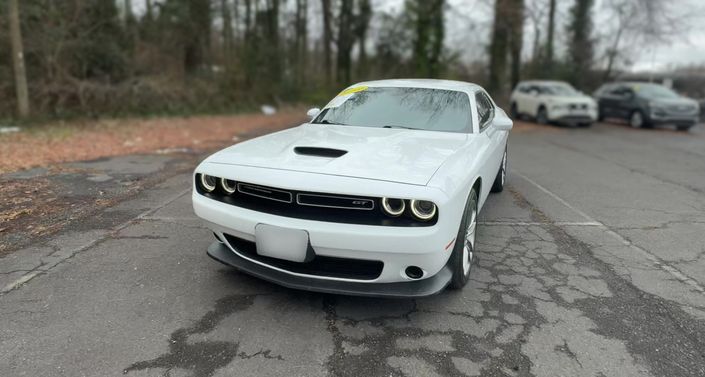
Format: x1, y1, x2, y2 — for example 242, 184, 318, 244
1, 121, 705, 377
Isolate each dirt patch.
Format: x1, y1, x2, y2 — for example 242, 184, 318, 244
0, 108, 306, 174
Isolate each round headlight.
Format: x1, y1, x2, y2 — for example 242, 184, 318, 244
199, 174, 217, 192
381, 197, 405, 217
410, 200, 437, 221
220, 178, 237, 194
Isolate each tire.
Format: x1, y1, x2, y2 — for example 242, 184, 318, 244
510, 103, 519, 120
677, 124, 694, 132
629, 110, 648, 129
491, 149, 507, 193
598, 107, 605, 122
578, 122, 593, 128
536, 106, 549, 125
448, 189, 478, 290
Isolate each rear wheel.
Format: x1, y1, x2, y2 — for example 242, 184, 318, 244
491, 149, 507, 193
449, 189, 478, 290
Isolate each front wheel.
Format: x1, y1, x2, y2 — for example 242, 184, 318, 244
629, 110, 647, 128
491, 149, 507, 193
536, 107, 549, 125
448, 189, 478, 290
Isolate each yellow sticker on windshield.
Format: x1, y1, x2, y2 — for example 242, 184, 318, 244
338, 86, 368, 97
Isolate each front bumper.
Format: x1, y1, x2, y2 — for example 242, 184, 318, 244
194, 185, 460, 284
549, 108, 597, 124
647, 113, 698, 126
207, 241, 452, 297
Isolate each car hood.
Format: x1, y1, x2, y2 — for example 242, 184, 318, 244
206, 124, 471, 185
648, 97, 699, 107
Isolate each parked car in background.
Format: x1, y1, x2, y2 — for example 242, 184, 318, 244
594, 82, 700, 131
509, 80, 598, 127
193, 79, 513, 297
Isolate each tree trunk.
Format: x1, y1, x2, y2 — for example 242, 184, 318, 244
488, 0, 509, 94
336, 0, 354, 86
411, 0, 444, 78
8, 0, 30, 118
567, 0, 594, 89
222, 0, 234, 65
321, 0, 333, 87
294, 0, 308, 85
184, 0, 212, 74
355, 0, 372, 79
545, 0, 556, 74
508, 0, 524, 90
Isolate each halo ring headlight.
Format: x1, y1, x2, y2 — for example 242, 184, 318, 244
410, 200, 437, 221
199, 174, 217, 192
220, 178, 237, 194
381, 197, 405, 217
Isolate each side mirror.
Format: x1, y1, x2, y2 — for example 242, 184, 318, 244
529, 90, 539, 97
493, 110, 513, 131
307, 107, 320, 119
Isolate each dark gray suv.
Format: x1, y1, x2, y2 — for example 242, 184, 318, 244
594, 82, 700, 131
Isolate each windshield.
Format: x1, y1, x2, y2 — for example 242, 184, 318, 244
543, 84, 579, 96
312, 86, 472, 133
634, 84, 680, 99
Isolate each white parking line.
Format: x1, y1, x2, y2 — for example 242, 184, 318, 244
513, 171, 705, 295
480, 221, 602, 226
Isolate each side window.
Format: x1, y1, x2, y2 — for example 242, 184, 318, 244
608, 86, 627, 96
475, 92, 494, 131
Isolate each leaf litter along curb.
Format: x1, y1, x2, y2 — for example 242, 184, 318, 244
0, 109, 307, 174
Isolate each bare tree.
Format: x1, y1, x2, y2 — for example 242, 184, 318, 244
544, 0, 556, 72
488, 0, 510, 93
600, 0, 699, 80
321, 0, 333, 87
507, 0, 524, 89
8, 0, 30, 118
355, 0, 372, 79
336, 0, 354, 85
566, 0, 594, 89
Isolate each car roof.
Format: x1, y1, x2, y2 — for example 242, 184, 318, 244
353, 79, 483, 93
518, 80, 571, 86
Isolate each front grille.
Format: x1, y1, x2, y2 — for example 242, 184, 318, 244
196, 178, 437, 227
296, 193, 375, 210
667, 104, 697, 115
224, 234, 384, 280
569, 103, 588, 110
238, 183, 293, 203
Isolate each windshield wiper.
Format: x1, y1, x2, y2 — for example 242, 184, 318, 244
383, 125, 418, 130
314, 119, 347, 126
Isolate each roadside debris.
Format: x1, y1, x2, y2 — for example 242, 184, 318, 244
261, 105, 277, 115
0, 126, 21, 134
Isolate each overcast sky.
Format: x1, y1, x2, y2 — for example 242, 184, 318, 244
380, 0, 705, 72
132, 0, 705, 72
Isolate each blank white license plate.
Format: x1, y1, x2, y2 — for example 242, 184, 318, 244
255, 224, 310, 263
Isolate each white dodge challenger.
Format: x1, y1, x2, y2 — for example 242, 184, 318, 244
192, 79, 512, 297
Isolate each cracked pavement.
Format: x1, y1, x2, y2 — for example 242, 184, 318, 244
1, 122, 705, 376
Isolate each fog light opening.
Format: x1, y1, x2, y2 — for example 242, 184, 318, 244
405, 266, 424, 280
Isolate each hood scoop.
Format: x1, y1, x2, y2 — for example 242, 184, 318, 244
294, 146, 348, 158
